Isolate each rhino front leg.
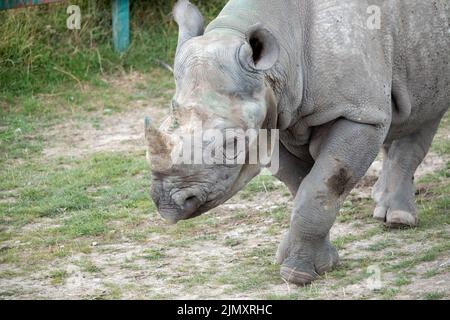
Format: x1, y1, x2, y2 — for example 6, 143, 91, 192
280, 119, 386, 285
274, 144, 314, 196
273, 144, 313, 264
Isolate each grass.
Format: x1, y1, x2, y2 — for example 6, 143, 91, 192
0, 96, 448, 299
240, 174, 279, 200
393, 275, 411, 287
218, 264, 280, 293
0, 0, 224, 171
0, 152, 152, 226
98, 283, 122, 300
379, 288, 399, 300
49, 269, 68, 285
0, 1, 448, 298
0, 149, 154, 270
423, 291, 446, 300
432, 112, 450, 156
367, 239, 397, 252
0, 68, 174, 168
387, 242, 450, 272
422, 265, 450, 279
0, 0, 227, 98
332, 226, 382, 250
76, 259, 102, 273
0, 109, 448, 298
142, 248, 166, 261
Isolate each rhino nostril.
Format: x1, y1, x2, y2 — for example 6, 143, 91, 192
182, 196, 201, 215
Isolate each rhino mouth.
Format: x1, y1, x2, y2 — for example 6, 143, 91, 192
184, 198, 220, 220
155, 163, 260, 224
184, 165, 261, 221
158, 196, 218, 224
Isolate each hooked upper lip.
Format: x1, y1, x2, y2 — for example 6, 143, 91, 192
159, 198, 217, 224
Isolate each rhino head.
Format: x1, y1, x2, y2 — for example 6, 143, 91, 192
146, 0, 280, 224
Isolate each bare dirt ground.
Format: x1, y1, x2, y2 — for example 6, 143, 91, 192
1, 73, 449, 300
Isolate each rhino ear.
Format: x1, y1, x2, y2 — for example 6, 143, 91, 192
173, 0, 205, 49
242, 24, 280, 71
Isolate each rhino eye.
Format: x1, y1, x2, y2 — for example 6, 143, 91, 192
223, 137, 241, 160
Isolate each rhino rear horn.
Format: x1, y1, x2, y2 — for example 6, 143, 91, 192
173, 0, 205, 50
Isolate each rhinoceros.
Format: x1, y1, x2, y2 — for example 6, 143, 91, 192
145, 0, 450, 285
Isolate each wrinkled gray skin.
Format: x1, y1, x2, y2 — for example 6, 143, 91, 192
146, 0, 450, 285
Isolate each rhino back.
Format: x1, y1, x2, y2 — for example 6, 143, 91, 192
206, 1, 449, 139
387, 0, 449, 137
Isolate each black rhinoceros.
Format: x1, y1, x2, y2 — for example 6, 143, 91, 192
145, 0, 450, 285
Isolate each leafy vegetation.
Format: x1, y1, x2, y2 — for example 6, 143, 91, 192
0, 0, 226, 98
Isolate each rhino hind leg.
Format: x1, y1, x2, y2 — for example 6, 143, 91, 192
372, 119, 442, 228
372, 144, 391, 205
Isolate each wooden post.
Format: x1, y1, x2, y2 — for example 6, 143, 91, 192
112, 0, 130, 53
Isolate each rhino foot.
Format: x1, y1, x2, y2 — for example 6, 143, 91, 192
279, 238, 339, 286
372, 168, 417, 228
374, 206, 417, 228
372, 187, 417, 228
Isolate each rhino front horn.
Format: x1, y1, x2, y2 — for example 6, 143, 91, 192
144, 117, 174, 171
145, 116, 169, 153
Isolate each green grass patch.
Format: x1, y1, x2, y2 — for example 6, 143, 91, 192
393, 275, 411, 287
379, 287, 399, 300
76, 259, 102, 273
423, 291, 446, 300
0, 152, 152, 225
332, 226, 382, 250
49, 269, 68, 285
422, 265, 450, 279
216, 246, 280, 292
240, 174, 279, 200
142, 248, 166, 261
337, 198, 373, 223
387, 242, 450, 272
367, 238, 397, 252
431, 111, 450, 156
